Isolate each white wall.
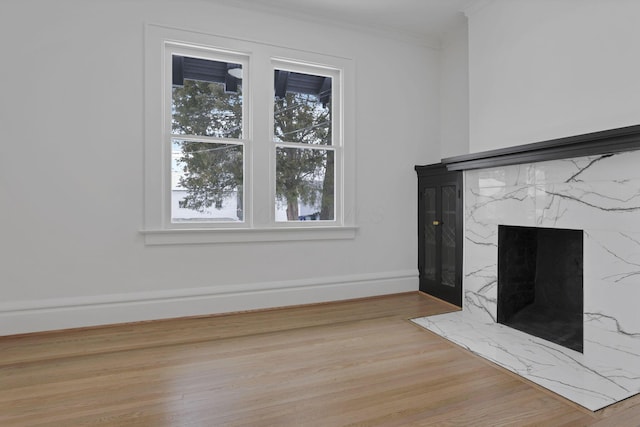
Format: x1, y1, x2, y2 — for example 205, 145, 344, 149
439, 13, 470, 158
468, 0, 640, 152
0, 0, 440, 335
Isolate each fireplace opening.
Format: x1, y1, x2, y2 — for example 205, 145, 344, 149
497, 225, 583, 353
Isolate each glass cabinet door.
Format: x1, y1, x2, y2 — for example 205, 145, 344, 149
423, 187, 437, 282
441, 185, 457, 288
416, 164, 462, 307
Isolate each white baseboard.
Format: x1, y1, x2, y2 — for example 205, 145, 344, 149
0, 270, 418, 336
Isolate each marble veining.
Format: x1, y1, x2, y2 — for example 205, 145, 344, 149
413, 150, 640, 411
412, 312, 640, 410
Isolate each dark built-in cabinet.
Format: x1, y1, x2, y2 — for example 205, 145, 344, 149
415, 164, 463, 307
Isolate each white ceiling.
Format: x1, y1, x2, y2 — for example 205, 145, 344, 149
222, 0, 485, 44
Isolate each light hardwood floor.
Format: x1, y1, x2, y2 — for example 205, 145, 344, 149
2, 292, 640, 426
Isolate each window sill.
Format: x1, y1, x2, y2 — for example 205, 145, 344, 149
140, 226, 358, 245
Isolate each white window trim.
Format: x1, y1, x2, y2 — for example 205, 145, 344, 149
142, 24, 357, 244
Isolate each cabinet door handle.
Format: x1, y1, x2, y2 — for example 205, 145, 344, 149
432, 220, 440, 226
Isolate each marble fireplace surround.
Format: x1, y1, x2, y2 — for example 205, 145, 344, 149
413, 125, 640, 411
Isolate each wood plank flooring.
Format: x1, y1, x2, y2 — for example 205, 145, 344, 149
1, 292, 638, 426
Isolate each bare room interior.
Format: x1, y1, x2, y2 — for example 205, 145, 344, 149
2, 0, 640, 425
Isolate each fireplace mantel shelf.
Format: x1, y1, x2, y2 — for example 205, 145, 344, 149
443, 124, 640, 171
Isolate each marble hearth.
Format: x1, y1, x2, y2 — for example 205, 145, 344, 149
413, 149, 640, 411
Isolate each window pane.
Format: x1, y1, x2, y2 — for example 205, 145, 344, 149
275, 147, 334, 221
171, 140, 243, 222
274, 70, 331, 145
172, 55, 243, 138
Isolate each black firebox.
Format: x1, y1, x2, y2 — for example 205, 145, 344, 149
497, 225, 584, 352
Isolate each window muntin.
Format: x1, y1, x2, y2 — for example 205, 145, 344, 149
273, 67, 338, 222
168, 49, 247, 224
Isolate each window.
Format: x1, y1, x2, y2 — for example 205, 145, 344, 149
169, 52, 247, 224
273, 65, 338, 222
143, 25, 355, 244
